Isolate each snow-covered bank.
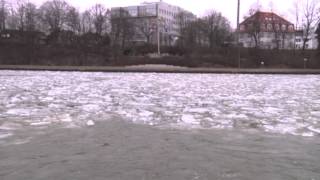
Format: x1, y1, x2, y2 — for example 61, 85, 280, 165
2, 65, 320, 74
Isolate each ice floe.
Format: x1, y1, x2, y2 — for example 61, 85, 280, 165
0, 71, 320, 138
86, 120, 95, 126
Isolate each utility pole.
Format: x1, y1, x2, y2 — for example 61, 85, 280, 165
157, 4, 161, 56
157, 17, 161, 55
237, 0, 241, 68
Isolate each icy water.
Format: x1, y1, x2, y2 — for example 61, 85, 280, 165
1, 71, 320, 142
1, 71, 320, 180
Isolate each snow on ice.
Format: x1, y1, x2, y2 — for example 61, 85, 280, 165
0, 70, 320, 141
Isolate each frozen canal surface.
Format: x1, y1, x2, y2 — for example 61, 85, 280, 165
1, 71, 320, 143
1, 71, 320, 180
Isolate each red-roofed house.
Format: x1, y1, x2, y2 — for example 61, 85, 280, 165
239, 11, 295, 49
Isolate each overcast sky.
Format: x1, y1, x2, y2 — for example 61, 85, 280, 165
31, 0, 297, 28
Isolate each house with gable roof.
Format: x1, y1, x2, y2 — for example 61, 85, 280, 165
239, 11, 295, 49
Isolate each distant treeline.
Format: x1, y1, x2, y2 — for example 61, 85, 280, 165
0, 0, 233, 50
0, 0, 319, 68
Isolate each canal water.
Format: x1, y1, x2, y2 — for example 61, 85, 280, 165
0, 71, 319, 180
1, 71, 320, 138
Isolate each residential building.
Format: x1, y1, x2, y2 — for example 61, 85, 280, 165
239, 11, 295, 49
110, 0, 196, 46
295, 28, 318, 49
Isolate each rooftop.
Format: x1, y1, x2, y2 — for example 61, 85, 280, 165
241, 11, 293, 26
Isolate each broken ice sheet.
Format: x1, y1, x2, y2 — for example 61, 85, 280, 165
0, 71, 320, 138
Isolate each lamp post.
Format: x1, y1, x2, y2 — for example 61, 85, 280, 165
304, 58, 308, 69
237, 0, 241, 69
157, 17, 161, 56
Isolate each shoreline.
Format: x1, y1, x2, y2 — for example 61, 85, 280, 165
1, 65, 320, 74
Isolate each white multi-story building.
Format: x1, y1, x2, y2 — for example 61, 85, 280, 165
111, 0, 196, 46
295, 29, 318, 49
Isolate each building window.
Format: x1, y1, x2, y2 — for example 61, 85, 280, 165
281, 25, 287, 31
275, 24, 280, 31
267, 33, 272, 38
240, 25, 245, 31
288, 25, 294, 31
267, 24, 272, 31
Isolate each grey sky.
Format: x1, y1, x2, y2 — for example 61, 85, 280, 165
31, 0, 297, 28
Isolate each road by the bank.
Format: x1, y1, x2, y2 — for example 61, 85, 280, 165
1, 64, 320, 74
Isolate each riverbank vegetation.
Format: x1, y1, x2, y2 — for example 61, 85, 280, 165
0, 41, 318, 68
0, 0, 319, 68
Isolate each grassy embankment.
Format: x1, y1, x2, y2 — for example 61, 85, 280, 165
0, 42, 319, 71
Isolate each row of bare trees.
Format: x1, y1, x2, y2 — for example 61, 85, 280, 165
294, 0, 320, 51
176, 10, 232, 49
109, 9, 232, 51
0, 0, 233, 50
1, 0, 319, 54
0, 0, 110, 35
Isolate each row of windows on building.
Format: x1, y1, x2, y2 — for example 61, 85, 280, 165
240, 32, 295, 39
113, 6, 182, 19
127, 6, 157, 17
158, 8, 179, 18
119, 6, 181, 18
241, 24, 294, 32
159, 14, 195, 28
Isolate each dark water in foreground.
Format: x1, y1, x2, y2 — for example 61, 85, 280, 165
1, 120, 320, 180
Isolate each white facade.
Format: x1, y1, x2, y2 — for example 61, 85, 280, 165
239, 12, 295, 49
239, 32, 295, 49
111, 0, 196, 45
295, 29, 318, 49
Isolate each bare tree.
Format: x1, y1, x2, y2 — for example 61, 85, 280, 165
269, 5, 292, 50
135, 18, 154, 44
180, 19, 204, 48
80, 10, 93, 34
110, 8, 134, 49
12, 0, 38, 31
39, 0, 70, 32
1, 0, 20, 30
6, 3, 20, 30
176, 11, 189, 47
293, 0, 301, 29
66, 7, 80, 33
24, 2, 38, 31
270, 10, 282, 49
316, 23, 320, 50
0, 0, 7, 30
200, 10, 231, 48
175, 11, 197, 47
89, 4, 108, 35
289, 0, 302, 51
15, 0, 26, 31
301, 0, 319, 51
243, 8, 262, 48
